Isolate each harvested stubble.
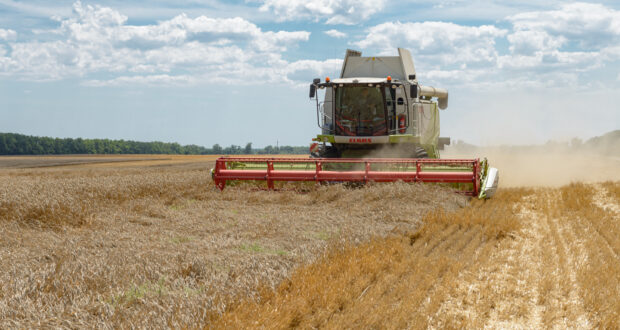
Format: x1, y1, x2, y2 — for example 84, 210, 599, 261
213, 183, 620, 328
558, 182, 619, 328
602, 180, 620, 201
0, 164, 466, 328
211, 188, 524, 328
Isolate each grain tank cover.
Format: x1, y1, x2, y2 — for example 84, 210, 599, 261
340, 48, 417, 82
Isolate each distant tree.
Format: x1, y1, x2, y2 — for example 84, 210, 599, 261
244, 142, 253, 154
0, 135, 7, 154
0, 132, 306, 155
224, 145, 242, 154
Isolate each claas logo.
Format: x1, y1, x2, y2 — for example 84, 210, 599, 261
348, 138, 372, 143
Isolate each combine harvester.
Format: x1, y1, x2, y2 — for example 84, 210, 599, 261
212, 48, 499, 198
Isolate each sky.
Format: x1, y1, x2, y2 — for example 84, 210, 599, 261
0, 0, 619, 147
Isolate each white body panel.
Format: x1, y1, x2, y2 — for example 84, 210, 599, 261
483, 167, 499, 198
341, 57, 406, 80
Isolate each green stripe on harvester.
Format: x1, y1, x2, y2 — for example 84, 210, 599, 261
388, 135, 419, 143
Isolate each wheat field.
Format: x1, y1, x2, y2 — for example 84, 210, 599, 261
0, 155, 618, 328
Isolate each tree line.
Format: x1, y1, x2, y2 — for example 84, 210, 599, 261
0, 133, 308, 155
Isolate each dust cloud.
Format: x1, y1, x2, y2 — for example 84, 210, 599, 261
352, 138, 620, 187
363, 144, 422, 158
443, 144, 620, 187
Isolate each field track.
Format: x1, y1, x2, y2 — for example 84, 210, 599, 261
0, 156, 618, 328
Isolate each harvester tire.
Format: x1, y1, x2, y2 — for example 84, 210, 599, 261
414, 146, 428, 158
311, 146, 340, 158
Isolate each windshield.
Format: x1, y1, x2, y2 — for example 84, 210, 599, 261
334, 86, 391, 136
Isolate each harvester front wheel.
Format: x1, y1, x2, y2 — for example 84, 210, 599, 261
311, 145, 340, 158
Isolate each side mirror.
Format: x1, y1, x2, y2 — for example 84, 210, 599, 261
410, 84, 418, 99
309, 78, 320, 98
309, 84, 316, 98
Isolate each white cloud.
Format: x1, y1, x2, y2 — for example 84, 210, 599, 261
3, 1, 619, 90
84, 74, 196, 87
498, 3, 620, 71
258, 0, 386, 25
324, 29, 346, 38
0, 45, 11, 72
283, 58, 342, 84
57, 3, 309, 52
507, 30, 565, 55
0, 28, 17, 41
77, 52, 341, 87
355, 21, 507, 66
350, 3, 620, 90
0, 1, 317, 85
507, 3, 620, 49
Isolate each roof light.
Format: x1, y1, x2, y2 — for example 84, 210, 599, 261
387, 76, 392, 82
325, 77, 330, 83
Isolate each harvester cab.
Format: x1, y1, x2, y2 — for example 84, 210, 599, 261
212, 48, 499, 198
309, 48, 450, 159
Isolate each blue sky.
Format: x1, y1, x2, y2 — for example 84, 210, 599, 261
0, 0, 618, 147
